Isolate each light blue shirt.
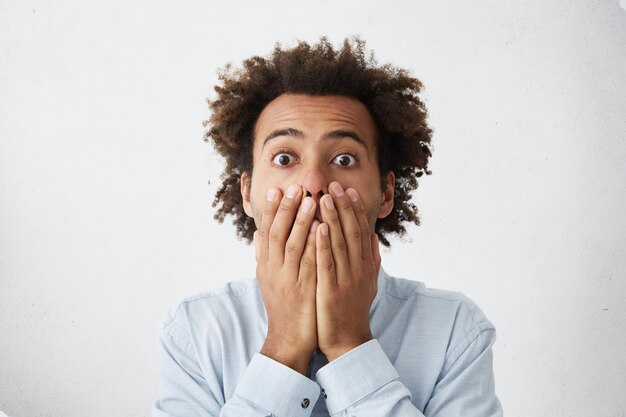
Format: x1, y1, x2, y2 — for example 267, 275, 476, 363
153, 267, 503, 417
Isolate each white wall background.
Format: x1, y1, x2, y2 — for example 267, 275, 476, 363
1, 1, 625, 416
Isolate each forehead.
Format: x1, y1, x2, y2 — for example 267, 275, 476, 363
253, 93, 377, 148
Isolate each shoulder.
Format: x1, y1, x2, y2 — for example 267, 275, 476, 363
379, 270, 497, 367
382, 272, 495, 333
159, 278, 262, 339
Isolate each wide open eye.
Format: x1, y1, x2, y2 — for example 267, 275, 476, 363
332, 153, 357, 167
271, 152, 296, 166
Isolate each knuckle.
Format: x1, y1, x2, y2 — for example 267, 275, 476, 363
268, 228, 282, 243
278, 200, 292, 213
322, 260, 335, 273
328, 214, 341, 226
258, 227, 269, 240
285, 241, 299, 255
339, 199, 353, 211
300, 255, 315, 269
263, 202, 275, 216
294, 214, 308, 228
334, 239, 347, 253
319, 238, 332, 251
341, 280, 354, 292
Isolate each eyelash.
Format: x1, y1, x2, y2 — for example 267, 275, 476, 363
270, 148, 297, 167
269, 149, 360, 167
331, 151, 359, 166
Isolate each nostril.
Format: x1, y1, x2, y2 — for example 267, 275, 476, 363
305, 190, 325, 199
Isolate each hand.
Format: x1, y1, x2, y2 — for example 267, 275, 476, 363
254, 184, 320, 374
315, 181, 381, 362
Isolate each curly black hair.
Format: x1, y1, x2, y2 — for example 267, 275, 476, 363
203, 36, 432, 246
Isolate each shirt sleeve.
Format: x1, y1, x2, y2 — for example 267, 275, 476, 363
423, 329, 503, 417
315, 333, 502, 417
152, 326, 320, 417
235, 353, 321, 416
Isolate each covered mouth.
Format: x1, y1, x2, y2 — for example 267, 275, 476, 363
314, 207, 323, 222
307, 190, 325, 222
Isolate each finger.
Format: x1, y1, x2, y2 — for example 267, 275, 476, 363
345, 187, 373, 263
298, 219, 319, 285
259, 187, 282, 262
316, 223, 336, 286
329, 182, 362, 266
284, 196, 316, 270
320, 193, 349, 283
268, 184, 303, 264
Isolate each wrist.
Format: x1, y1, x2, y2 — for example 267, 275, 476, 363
260, 338, 314, 375
322, 334, 373, 362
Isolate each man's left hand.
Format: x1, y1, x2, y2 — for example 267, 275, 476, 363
315, 181, 381, 362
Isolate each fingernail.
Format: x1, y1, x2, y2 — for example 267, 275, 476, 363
331, 182, 344, 196
310, 220, 319, 233
300, 198, 313, 213
346, 188, 359, 202
320, 223, 329, 236
286, 184, 299, 199
266, 188, 276, 202
323, 195, 334, 210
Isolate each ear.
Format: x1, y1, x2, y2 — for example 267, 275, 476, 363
240, 172, 254, 217
377, 171, 395, 219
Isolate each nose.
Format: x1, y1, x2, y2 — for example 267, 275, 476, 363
301, 163, 328, 204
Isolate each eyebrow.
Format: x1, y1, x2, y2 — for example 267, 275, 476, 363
262, 128, 368, 151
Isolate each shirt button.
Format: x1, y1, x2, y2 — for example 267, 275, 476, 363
301, 398, 310, 408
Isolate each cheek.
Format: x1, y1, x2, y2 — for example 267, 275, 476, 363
340, 167, 380, 186
344, 175, 381, 199
355, 184, 384, 215
249, 178, 288, 208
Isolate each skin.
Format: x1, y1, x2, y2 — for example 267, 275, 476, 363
240, 93, 395, 374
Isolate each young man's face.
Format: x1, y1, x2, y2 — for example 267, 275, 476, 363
241, 93, 394, 232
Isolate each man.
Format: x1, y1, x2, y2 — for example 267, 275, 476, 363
153, 37, 503, 417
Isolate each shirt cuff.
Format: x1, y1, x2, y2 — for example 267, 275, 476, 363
235, 353, 321, 417
315, 339, 399, 415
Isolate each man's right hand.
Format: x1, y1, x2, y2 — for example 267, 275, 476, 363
254, 184, 319, 375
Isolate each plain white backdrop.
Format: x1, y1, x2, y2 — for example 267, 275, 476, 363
1, 1, 625, 416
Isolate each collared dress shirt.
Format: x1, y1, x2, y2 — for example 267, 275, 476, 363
153, 267, 503, 417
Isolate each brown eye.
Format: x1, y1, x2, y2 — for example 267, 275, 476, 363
272, 153, 295, 166
332, 154, 357, 167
